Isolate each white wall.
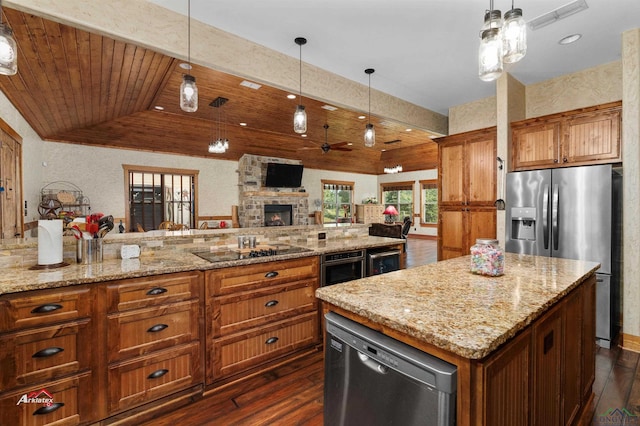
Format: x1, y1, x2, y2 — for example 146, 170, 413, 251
377, 169, 438, 237
302, 168, 378, 214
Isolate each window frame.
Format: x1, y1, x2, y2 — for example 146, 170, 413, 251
380, 181, 414, 223
321, 179, 354, 226
420, 179, 438, 227
123, 164, 199, 231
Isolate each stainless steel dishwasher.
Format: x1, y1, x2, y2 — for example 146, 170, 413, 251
324, 312, 457, 426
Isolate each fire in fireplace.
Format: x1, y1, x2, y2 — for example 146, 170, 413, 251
264, 204, 293, 226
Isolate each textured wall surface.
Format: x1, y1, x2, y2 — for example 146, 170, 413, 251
622, 29, 640, 339
448, 96, 497, 135
526, 61, 622, 118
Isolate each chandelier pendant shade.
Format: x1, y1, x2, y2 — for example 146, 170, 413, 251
0, 0, 17, 75
180, 0, 198, 112
478, 0, 527, 82
293, 37, 307, 134
208, 97, 229, 154
364, 68, 375, 147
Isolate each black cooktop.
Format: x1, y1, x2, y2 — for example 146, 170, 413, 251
193, 244, 312, 263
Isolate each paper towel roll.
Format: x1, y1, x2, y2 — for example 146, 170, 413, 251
38, 219, 63, 265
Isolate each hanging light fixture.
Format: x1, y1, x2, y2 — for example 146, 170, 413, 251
208, 97, 229, 154
180, 0, 198, 112
293, 37, 307, 134
478, 1, 503, 82
478, 0, 526, 82
384, 165, 403, 174
364, 68, 375, 147
503, 1, 527, 63
0, 0, 17, 76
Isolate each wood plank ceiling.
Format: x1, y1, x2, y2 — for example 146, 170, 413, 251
0, 8, 439, 175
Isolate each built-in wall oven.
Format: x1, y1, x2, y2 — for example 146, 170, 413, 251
321, 250, 365, 286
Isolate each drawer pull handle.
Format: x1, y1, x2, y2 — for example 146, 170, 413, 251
31, 304, 63, 314
148, 369, 169, 379
265, 336, 279, 345
32, 347, 64, 358
147, 287, 168, 296
33, 403, 65, 415
265, 300, 279, 308
265, 271, 279, 278
147, 324, 169, 333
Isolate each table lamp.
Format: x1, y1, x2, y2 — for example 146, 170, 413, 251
383, 205, 399, 223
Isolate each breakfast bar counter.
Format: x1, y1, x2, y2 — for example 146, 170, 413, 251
316, 253, 600, 425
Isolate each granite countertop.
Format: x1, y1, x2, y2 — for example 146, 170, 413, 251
0, 236, 403, 295
316, 253, 600, 360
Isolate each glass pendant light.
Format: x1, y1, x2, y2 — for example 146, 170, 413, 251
503, 2, 527, 63
478, 0, 503, 82
208, 97, 228, 154
293, 37, 307, 134
0, 0, 17, 76
364, 68, 375, 147
180, 0, 198, 112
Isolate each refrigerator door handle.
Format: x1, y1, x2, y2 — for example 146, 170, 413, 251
552, 184, 559, 251
542, 184, 549, 250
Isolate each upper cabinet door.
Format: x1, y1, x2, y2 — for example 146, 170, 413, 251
466, 136, 497, 205
439, 141, 465, 205
563, 108, 621, 165
512, 121, 561, 170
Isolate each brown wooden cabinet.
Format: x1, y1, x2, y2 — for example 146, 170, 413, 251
355, 204, 384, 224
511, 102, 621, 171
0, 286, 97, 425
205, 256, 320, 385
436, 127, 497, 260
104, 271, 203, 416
481, 274, 596, 426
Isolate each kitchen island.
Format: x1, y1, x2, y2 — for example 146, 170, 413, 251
316, 253, 599, 426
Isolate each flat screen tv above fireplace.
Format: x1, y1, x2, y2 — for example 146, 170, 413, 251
264, 163, 304, 188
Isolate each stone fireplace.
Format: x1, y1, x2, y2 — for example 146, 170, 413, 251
237, 154, 309, 228
264, 204, 293, 226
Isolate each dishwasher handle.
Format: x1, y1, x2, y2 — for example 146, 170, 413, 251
357, 352, 388, 374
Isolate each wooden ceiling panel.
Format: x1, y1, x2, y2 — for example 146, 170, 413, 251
0, 7, 439, 175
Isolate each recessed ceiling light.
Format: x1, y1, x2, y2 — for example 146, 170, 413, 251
347, 142, 353, 146
239, 122, 247, 126
287, 94, 297, 99
405, 128, 412, 132
381, 149, 387, 152
179, 63, 192, 70
321, 105, 338, 111
240, 80, 262, 90
154, 105, 164, 111
559, 33, 582, 45
301, 134, 307, 138
358, 115, 366, 120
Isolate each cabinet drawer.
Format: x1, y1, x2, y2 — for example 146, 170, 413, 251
212, 281, 315, 337
108, 342, 201, 413
207, 256, 318, 296
107, 299, 199, 362
106, 271, 201, 312
0, 287, 91, 332
0, 371, 93, 426
210, 312, 318, 379
0, 319, 92, 390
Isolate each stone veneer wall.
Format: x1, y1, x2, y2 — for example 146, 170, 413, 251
237, 154, 309, 228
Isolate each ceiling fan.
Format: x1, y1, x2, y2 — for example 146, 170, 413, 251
298, 124, 353, 153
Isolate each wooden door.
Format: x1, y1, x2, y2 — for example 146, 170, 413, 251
467, 208, 497, 253
532, 305, 562, 426
562, 287, 583, 425
0, 126, 22, 239
438, 209, 464, 260
439, 141, 465, 206
466, 135, 496, 205
512, 121, 561, 170
563, 108, 621, 165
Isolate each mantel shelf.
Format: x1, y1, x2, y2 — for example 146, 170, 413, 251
243, 191, 309, 198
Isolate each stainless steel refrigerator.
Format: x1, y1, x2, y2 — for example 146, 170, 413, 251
505, 164, 622, 348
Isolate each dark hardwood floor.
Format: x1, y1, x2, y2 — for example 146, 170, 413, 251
143, 238, 638, 426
